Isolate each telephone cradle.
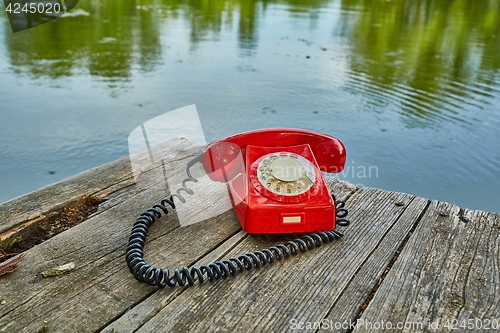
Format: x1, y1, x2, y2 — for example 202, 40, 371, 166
126, 128, 350, 287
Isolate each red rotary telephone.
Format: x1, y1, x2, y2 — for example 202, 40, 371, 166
126, 128, 349, 288
200, 128, 346, 234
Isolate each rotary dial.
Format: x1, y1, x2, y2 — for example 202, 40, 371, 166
256, 152, 316, 196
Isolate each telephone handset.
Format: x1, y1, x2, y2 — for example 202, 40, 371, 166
126, 128, 350, 287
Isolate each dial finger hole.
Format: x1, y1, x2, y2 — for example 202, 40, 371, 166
272, 181, 283, 193
285, 183, 296, 194
296, 179, 306, 188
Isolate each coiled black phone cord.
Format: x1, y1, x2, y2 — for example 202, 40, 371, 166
126, 193, 350, 288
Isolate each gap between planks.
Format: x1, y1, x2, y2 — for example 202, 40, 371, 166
99, 230, 249, 333
341, 198, 431, 333
101, 183, 366, 332
352, 202, 500, 332
101, 180, 358, 333
124, 187, 404, 332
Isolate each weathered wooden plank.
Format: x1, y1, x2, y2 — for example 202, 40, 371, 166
100, 230, 250, 333
354, 201, 500, 333
318, 196, 430, 332
0, 138, 198, 241
0, 190, 241, 332
0, 140, 236, 332
105, 187, 429, 333
0, 155, 131, 237
100, 178, 358, 333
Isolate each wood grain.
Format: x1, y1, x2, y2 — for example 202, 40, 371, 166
0, 139, 231, 333
101, 179, 358, 333
318, 196, 430, 332
354, 201, 500, 333
0, 138, 197, 239
109, 188, 429, 333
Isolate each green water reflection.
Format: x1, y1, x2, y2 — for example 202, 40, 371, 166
5, 0, 500, 113
340, 0, 500, 125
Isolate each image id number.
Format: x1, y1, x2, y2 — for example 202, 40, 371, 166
444, 319, 499, 330
5, 1, 62, 14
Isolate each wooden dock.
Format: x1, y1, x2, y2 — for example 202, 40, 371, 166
0, 139, 499, 332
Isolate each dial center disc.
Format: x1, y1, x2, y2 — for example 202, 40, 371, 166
270, 156, 304, 182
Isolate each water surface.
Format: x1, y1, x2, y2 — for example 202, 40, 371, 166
0, 0, 499, 212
